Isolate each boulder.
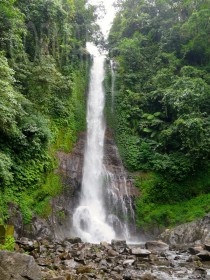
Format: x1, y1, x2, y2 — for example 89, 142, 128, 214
194, 267, 207, 277
204, 244, 210, 251
107, 249, 119, 257
66, 237, 82, 244
0, 267, 10, 280
187, 255, 201, 262
123, 259, 135, 266
197, 250, 210, 261
0, 251, 41, 280
188, 246, 203, 255
160, 214, 210, 245
145, 241, 169, 251
131, 248, 151, 257
111, 240, 127, 248
76, 265, 93, 274
111, 240, 128, 254
64, 259, 80, 269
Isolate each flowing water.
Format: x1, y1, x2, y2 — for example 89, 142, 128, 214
103, 168, 136, 240
73, 45, 115, 243
73, 1, 136, 243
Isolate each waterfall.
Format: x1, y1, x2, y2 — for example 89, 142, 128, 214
73, 45, 115, 243
103, 170, 134, 240
72, 0, 136, 243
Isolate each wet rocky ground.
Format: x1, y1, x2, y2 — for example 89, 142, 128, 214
11, 238, 210, 280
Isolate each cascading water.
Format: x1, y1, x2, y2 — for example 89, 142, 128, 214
103, 170, 134, 240
73, 44, 115, 243
73, 0, 136, 243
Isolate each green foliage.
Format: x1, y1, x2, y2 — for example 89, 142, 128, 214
107, 0, 210, 227
0, 152, 13, 186
0, 0, 25, 59
136, 193, 210, 230
0, 0, 92, 222
135, 170, 210, 229
0, 236, 15, 251
108, 0, 210, 175
0, 224, 15, 251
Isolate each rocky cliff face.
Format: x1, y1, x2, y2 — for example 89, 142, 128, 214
9, 130, 138, 240
57, 129, 139, 198
160, 214, 210, 245
53, 129, 139, 239
104, 129, 139, 197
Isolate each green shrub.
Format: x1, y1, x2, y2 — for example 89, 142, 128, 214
0, 236, 15, 251
135, 170, 210, 229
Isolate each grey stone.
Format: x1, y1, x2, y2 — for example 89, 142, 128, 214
0, 267, 10, 280
188, 246, 203, 255
66, 237, 82, 244
111, 240, 127, 248
0, 251, 41, 280
145, 240, 169, 251
99, 259, 108, 267
123, 259, 135, 266
107, 249, 119, 256
131, 248, 151, 257
197, 250, 210, 261
160, 214, 210, 245
187, 255, 201, 262
194, 267, 207, 276
64, 259, 80, 269
204, 243, 210, 251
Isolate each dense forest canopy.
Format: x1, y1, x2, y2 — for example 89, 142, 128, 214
0, 0, 96, 222
106, 0, 210, 229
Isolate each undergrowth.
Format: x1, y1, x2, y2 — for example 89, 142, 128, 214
135, 169, 210, 230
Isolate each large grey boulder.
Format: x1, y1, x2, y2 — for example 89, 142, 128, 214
0, 251, 42, 280
145, 240, 169, 251
160, 214, 210, 245
131, 248, 151, 257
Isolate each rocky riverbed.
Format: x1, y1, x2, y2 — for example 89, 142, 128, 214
1, 238, 210, 280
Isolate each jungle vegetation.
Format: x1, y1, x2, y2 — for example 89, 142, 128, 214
106, 0, 210, 230
0, 0, 96, 223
